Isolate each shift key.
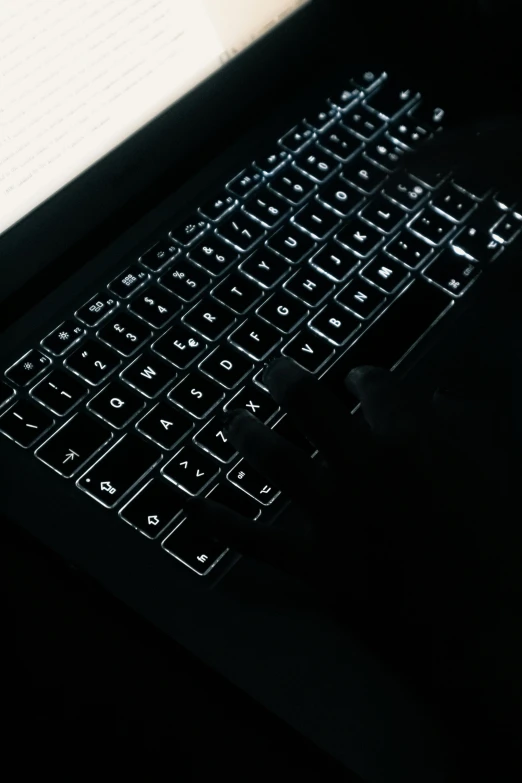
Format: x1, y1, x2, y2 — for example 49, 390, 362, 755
77, 433, 162, 508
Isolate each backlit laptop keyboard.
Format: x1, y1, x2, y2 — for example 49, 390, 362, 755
1, 70, 520, 577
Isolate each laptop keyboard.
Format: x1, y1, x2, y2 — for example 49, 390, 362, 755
1, 70, 520, 578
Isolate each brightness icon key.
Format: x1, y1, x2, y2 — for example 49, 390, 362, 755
41, 320, 84, 356
4, 349, 52, 387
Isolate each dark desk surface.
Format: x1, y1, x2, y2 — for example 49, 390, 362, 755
3, 517, 352, 776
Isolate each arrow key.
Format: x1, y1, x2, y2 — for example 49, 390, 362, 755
35, 411, 112, 477
119, 478, 185, 538
162, 444, 219, 495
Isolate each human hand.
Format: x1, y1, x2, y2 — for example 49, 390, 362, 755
189, 357, 521, 773
192, 357, 517, 627
186, 114, 522, 776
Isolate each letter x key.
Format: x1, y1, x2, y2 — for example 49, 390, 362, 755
223, 384, 279, 424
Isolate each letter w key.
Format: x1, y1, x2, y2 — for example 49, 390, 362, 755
120, 354, 177, 398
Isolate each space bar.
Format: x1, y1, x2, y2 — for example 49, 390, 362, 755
323, 279, 452, 393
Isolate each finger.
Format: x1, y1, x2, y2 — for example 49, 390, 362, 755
187, 497, 313, 580
262, 357, 368, 467
223, 409, 331, 515
345, 366, 422, 444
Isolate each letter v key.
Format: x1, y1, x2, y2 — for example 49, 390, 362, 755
282, 332, 333, 373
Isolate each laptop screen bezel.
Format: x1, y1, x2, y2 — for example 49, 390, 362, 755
0, 0, 325, 311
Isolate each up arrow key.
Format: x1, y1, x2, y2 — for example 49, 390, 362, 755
162, 444, 219, 495
148, 515, 160, 526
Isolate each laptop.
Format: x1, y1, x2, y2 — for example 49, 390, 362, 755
1, 1, 520, 779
